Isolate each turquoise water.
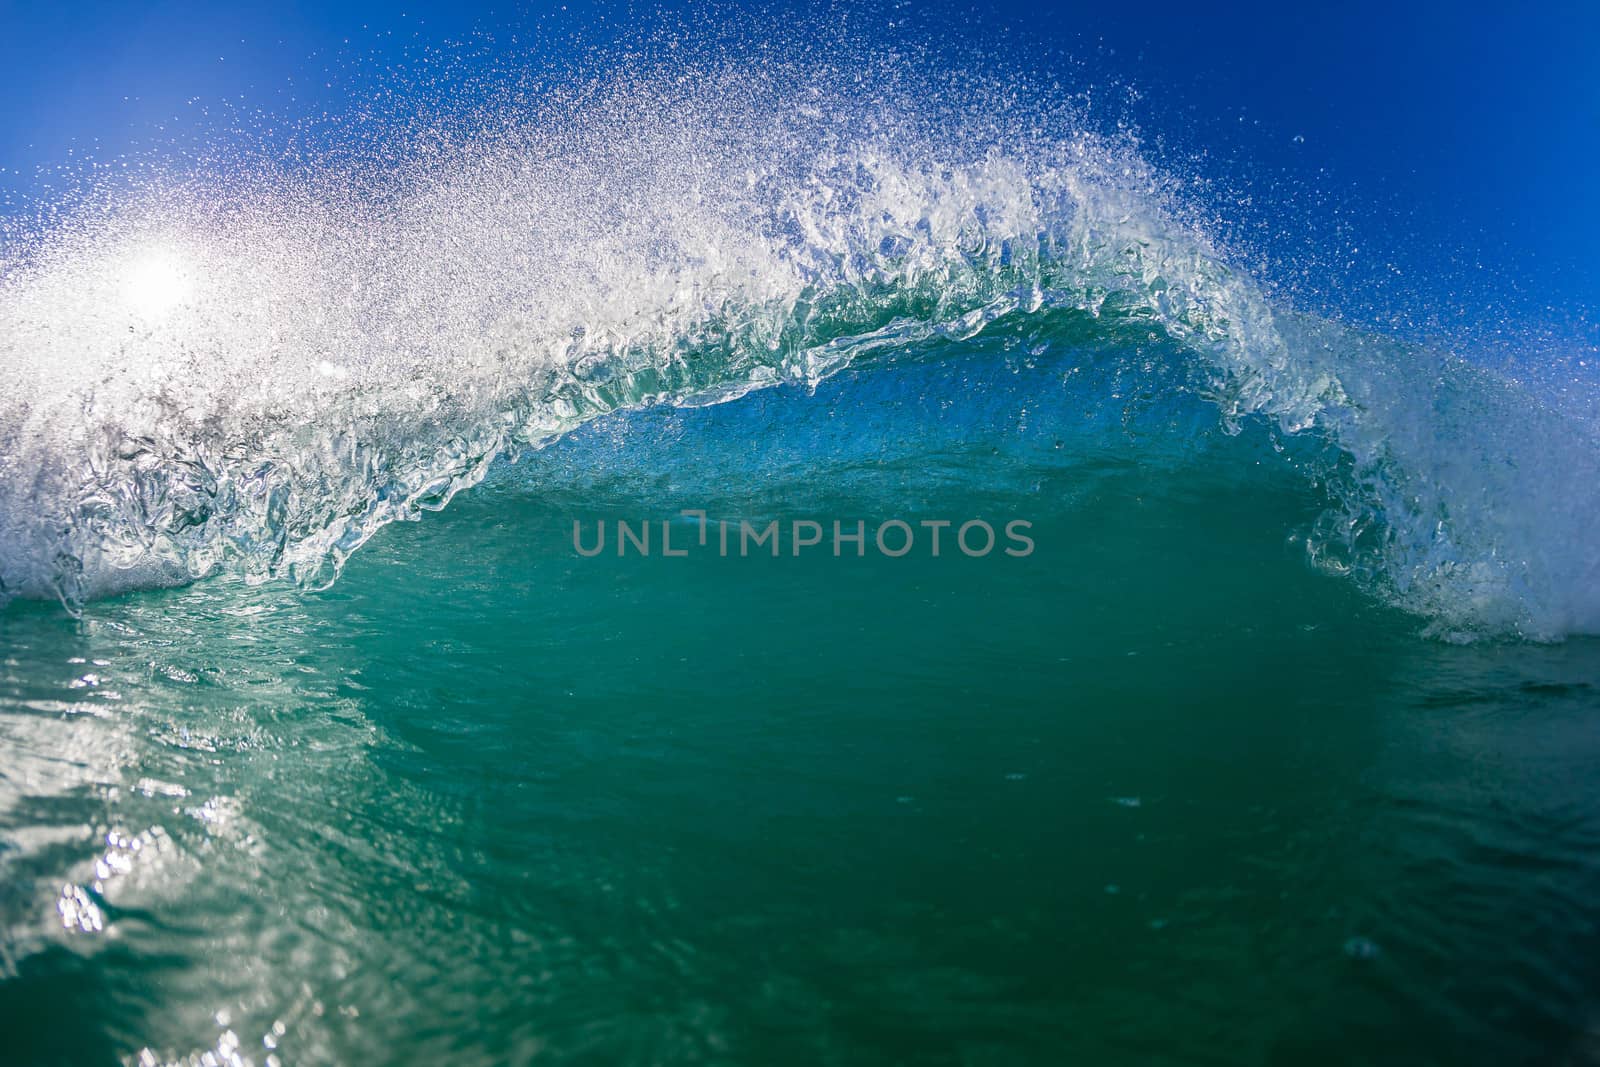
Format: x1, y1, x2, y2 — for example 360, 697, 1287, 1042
4, 352, 1600, 1064
4, 37, 1600, 1067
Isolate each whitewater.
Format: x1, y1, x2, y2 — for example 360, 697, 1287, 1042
1, 53, 1596, 639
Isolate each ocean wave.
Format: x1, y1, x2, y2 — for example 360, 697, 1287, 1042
1, 59, 1595, 639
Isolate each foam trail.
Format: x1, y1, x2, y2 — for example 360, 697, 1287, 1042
0, 56, 1595, 638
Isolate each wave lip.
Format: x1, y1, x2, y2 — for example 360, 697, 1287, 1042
1, 60, 1594, 639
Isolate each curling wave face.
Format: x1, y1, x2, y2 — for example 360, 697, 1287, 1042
1, 59, 1596, 639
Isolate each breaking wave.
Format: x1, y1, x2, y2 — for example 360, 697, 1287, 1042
1, 49, 1596, 640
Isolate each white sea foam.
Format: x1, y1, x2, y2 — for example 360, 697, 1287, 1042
0, 55, 1594, 638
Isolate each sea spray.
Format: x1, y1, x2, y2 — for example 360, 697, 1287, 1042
1, 46, 1595, 638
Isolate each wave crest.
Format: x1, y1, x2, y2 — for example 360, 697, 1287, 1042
1, 60, 1595, 638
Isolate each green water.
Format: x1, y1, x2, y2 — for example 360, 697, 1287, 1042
4, 31, 1596, 1061
3, 361, 1600, 1066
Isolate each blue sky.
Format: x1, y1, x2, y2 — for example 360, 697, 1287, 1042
1, 0, 1595, 328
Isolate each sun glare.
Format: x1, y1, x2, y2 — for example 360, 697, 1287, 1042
121, 249, 195, 322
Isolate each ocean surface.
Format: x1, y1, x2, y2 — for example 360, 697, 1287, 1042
2, 18, 1600, 1066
